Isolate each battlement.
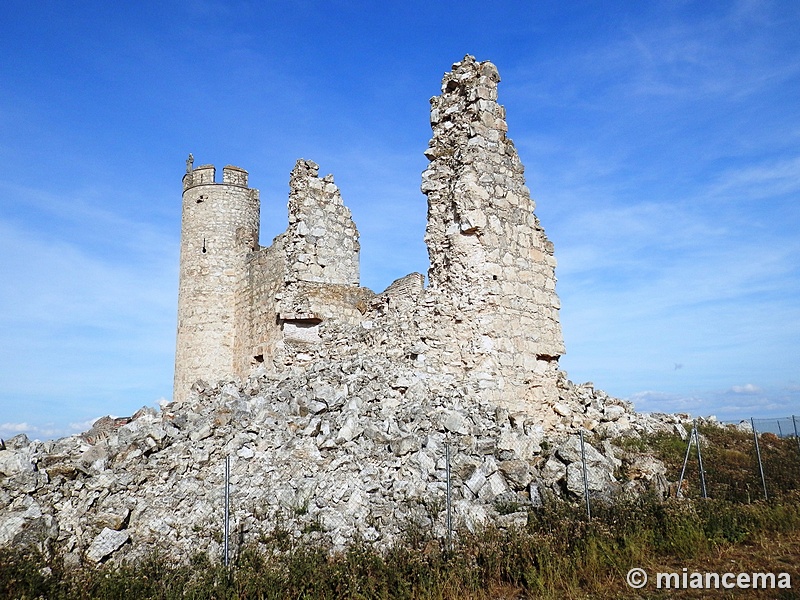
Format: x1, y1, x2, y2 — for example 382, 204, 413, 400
222, 165, 249, 187
182, 161, 250, 191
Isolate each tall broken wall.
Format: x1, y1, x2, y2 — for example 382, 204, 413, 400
284, 159, 360, 287
278, 159, 371, 330
421, 56, 565, 412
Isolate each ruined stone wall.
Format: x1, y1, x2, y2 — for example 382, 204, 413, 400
175, 57, 566, 418
420, 56, 565, 412
174, 164, 259, 404
233, 241, 287, 379
270, 159, 368, 361
0, 55, 695, 567
235, 159, 371, 381
371, 273, 426, 313
284, 160, 360, 286
175, 156, 368, 401
282, 283, 373, 327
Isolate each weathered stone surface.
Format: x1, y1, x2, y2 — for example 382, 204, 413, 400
442, 411, 470, 435
3, 434, 31, 451
499, 459, 533, 490
419, 56, 566, 413
541, 455, 567, 484
0, 449, 34, 477
566, 461, 616, 495
556, 436, 607, 466
497, 429, 541, 460
94, 508, 130, 531
86, 528, 130, 563
626, 454, 667, 481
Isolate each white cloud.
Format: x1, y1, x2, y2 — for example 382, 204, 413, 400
730, 384, 762, 394
626, 382, 800, 422
626, 391, 701, 415
0, 422, 31, 433
68, 418, 102, 434
0, 422, 63, 440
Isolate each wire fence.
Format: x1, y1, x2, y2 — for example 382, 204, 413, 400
214, 414, 800, 562
215, 437, 534, 561
744, 416, 800, 441
677, 415, 800, 503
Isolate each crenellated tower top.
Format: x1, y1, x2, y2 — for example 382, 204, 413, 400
182, 156, 250, 191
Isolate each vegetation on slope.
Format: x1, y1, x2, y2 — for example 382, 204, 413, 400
2, 427, 798, 600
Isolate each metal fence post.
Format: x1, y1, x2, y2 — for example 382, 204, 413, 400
751, 418, 768, 501
445, 441, 452, 551
224, 455, 230, 566
694, 424, 707, 499
677, 422, 695, 498
580, 430, 591, 520
793, 415, 800, 455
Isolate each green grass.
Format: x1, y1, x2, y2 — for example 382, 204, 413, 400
615, 425, 800, 502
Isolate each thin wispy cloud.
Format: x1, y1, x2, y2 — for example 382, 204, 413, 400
707, 157, 800, 200
730, 384, 762, 395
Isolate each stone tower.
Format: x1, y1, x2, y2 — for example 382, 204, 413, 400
174, 157, 260, 403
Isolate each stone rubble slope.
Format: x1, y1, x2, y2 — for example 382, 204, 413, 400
1, 55, 692, 565
0, 354, 686, 566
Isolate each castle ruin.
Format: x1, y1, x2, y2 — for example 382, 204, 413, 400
175, 55, 565, 415
0, 56, 680, 564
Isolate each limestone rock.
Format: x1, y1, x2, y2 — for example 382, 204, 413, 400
499, 459, 533, 490
86, 528, 130, 563
565, 461, 615, 496
0, 449, 34, 477
442, 411, 470, 435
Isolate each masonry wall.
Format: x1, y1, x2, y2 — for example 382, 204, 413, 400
233, 160, 367, 376
274, 159, 367, 355
284, 160, 360, 286
233, 241, 286, 378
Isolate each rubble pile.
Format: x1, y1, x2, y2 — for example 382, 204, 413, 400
0, 357, 685, 565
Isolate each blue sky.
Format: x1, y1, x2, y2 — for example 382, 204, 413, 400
1, 1, 798, 440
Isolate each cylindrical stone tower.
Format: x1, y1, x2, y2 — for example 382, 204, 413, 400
173, 157, 260, 403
